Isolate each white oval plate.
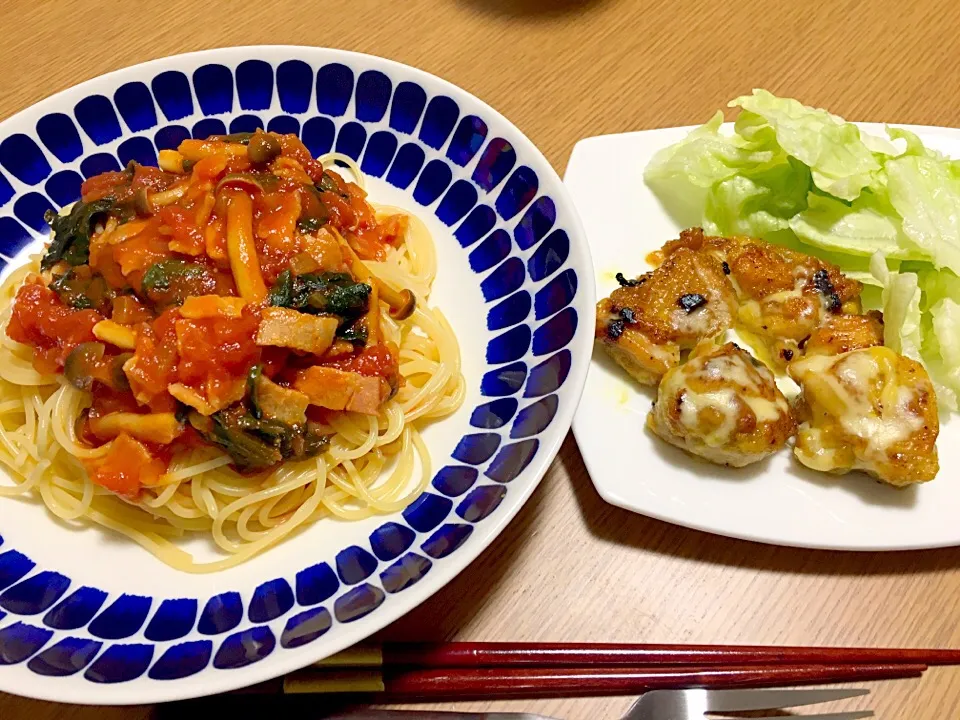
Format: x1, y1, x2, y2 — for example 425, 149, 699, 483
566, 123, 960, 552
0, 46, 594, 704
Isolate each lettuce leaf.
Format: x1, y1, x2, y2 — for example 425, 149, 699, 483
887, 126, 937, 159
870, 254, 957, 410
789, 191, 912, 258
645, 111, 781, 189
703, 159, 810, 237
730, 90, 880, 201
928, 298, 960, 411
870, 252, 923, 360
886, 155, 960, 275
644, 111, 782, 225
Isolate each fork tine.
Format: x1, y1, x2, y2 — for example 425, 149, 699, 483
703, 687, 870, 712
744, 713, 873, 720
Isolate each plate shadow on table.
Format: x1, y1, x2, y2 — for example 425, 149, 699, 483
560, 434, 960, 576
458, 0, 608, 18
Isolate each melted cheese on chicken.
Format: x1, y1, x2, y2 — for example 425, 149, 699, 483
648, 342, 796, 467
788, 347, 939, 485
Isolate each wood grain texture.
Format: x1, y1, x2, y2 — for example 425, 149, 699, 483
1, 0, 960, 717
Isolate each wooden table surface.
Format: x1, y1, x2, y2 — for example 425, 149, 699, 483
2, 0, 960, 718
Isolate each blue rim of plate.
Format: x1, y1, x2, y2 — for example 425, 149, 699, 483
0, 46, 595, 704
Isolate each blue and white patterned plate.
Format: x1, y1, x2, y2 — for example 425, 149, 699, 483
0, 46, 594, 704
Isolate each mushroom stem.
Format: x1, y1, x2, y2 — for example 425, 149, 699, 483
332, 230, 417, 320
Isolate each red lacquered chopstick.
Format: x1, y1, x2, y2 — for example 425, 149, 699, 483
373, 641, 960, 668
283, 662, 926, 699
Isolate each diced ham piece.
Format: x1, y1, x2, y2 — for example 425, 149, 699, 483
256, 375, 309, 425
293, 366, 386, 415
256, 307, 338, 355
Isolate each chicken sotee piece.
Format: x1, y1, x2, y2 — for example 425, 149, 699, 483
596, 227, 868, 387
648, 342, 796, 467
802, 312, 884, 357
789, 346, 939, 486
664, 228, 865, 368
595, 247, 737, 385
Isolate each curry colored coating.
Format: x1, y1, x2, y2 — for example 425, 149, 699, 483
789, 346, 939, 486
648, 342, 796, 467
595, 245, 737, 385
595, 227, 873, 385
803, 312, 884, 357
666, 228, 864, 368
664, 227, 862, 306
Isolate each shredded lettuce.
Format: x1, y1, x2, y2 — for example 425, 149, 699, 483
644, 88, 960, 412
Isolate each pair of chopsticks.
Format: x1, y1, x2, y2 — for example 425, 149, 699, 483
270, 642, 957, 700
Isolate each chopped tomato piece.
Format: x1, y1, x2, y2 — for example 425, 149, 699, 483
83, 433, 165, 498
80, 167, 177, 204
160, 206, 205, 255
173, 310, 260, 389
319, 190, 358, 235
260, 346, 291, 379
276, 133, 316, 170
255, 191, 300, 252
81, 171, 128, 202
349, 228, 389, 261
191, 154, 229, 181
89, 386, 141, 416
325, 342, 399, 379
112, 232, 172, 277
124, 309, 179, 403
88, 237, 128, 288
111, 296, 153, 324
6, 281, 102, 372
378, 213, 409, 247
131, 165, 177, 194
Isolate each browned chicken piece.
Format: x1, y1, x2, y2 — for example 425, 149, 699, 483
803, 312, 884, 357
663, 228, 865, 367
595, 246, 737, 385
648, 342, 796, 467
788, 346, 939, 485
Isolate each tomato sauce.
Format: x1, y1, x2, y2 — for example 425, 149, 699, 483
174, 311, 261, 388
7, 282, 102, 373
7, 129, 411, 497
325, 342, 400, 381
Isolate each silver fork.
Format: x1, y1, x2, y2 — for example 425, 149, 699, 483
325, 686, 873, 719
624, 687, 873, 719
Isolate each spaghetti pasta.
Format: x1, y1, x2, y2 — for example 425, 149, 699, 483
0, 132, 464, 573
